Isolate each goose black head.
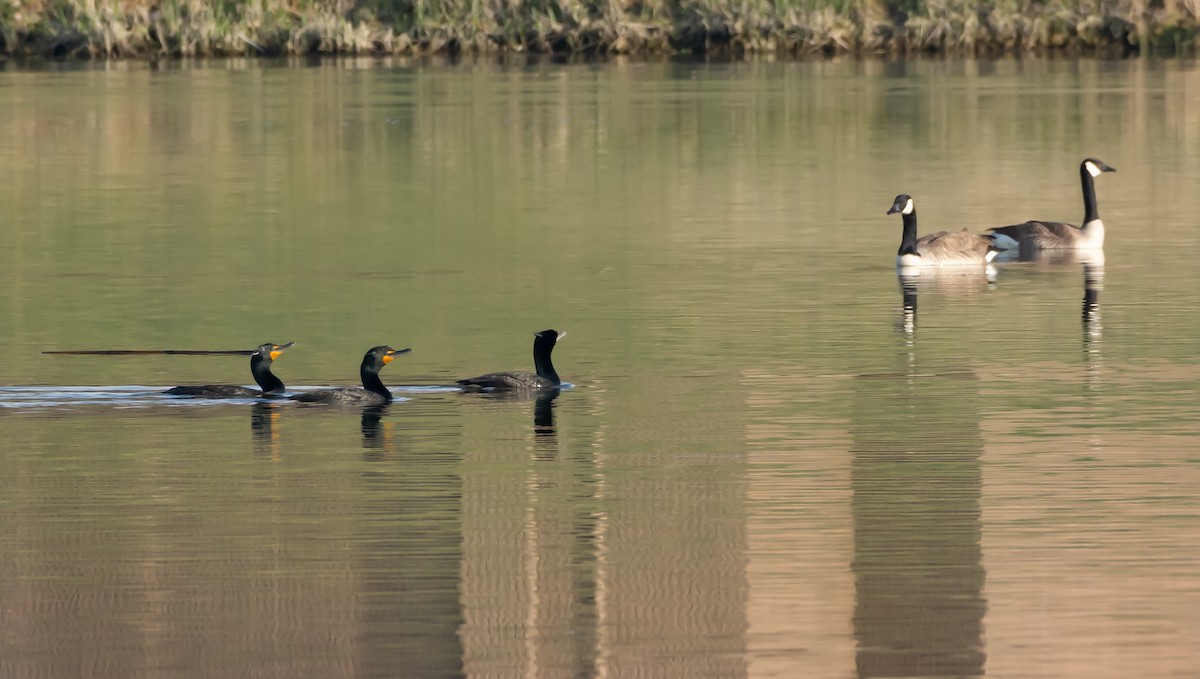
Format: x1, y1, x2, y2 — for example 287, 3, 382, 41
1082, 158, 1116, 177
887, 194, 915, 216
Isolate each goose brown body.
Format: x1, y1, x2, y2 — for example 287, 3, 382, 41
910, 229, 999, 266
887, 195, 996, 269
987, 158, 1116, 251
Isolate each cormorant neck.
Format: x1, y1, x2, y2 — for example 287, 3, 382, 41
898, 211, 920, 256
1081, 163, 1100, 224
360, 362, 392, 401
533, 342, 561, 385
250, 354, 285, 394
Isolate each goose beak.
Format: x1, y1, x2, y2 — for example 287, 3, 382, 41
269, 341, 295, 361
886, 206, 900, 215
1103, 164, 1116, 173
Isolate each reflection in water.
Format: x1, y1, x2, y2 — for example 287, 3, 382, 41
852, 346, 987, 676
534, 389, 560, 460
463, 389, 563, 460
2, 59, 1199, 676
356, 408, 465, 679
1083, 261, 1104, 355
361, 404, 394, 458
538, 391, 604, 679
455, 389, 631, 678
250, 401, 281, 459
995, 248, 1106, 385
895, 268, 995, 351
534, 389, 559, 430
995, 245, 1107, 269
1081, 261, 1106, 444
897, 275, 918, 341
523, 390, 603, 675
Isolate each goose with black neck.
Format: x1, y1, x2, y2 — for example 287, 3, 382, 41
988, 157, 1116, 252
887, 195, 997, 271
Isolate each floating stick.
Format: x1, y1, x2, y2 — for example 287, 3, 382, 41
43, 349, 255, 356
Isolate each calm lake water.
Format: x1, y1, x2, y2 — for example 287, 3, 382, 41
2, 57, 1199, 678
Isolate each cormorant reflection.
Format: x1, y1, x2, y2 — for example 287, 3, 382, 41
360, 404, 395, 459
355, 404, 465, 678
465, 389, 562, 460
463, 387, 607, 674
534, 388, 559, 429
533, 389, 560, 460
250, 401, 281, 459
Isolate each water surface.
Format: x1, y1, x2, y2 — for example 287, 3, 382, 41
1, 57, 1199, 678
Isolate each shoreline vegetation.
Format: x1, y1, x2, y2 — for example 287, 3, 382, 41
1, 0, 1197, 59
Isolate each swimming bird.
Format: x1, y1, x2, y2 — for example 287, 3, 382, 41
165, 342, 294, 398
887, 195, 997, 269
290, 345, 410, 406
457, 330, 566, 391
987, 157, 1116, 251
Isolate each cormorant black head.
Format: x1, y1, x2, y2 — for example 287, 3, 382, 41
887, 194, 914, 216
533, 329, 565, 349
250, 341, 293, 394
1082, 158, 1116, 177
361, 345, 412, 373
531, 330, 565, 384
252, 341, 295, 363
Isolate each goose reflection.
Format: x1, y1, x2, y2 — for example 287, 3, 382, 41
989, 248, 1104, 369
897, 274, 918, 340
853, 321, 988, 676
895, 268, 996, 343
994, 245, 1106, 269
1081, 259, 1105, 410
1082, 260, 1104, 348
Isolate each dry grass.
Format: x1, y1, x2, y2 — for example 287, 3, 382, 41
0, 0, 1196, 57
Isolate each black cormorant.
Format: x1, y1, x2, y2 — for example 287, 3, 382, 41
290, 345, 409, 405
457, 329, 565, 391
165, 342, 294, 398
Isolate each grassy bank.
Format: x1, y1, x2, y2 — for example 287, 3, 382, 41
1, 0, 1197, 58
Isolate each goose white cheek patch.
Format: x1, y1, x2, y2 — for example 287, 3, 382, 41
1085, 161, 1102, 177
902, 198, 915, 215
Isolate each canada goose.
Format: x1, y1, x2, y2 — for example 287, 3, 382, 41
887, 194, 997, 269
988, 158, 1116, 251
